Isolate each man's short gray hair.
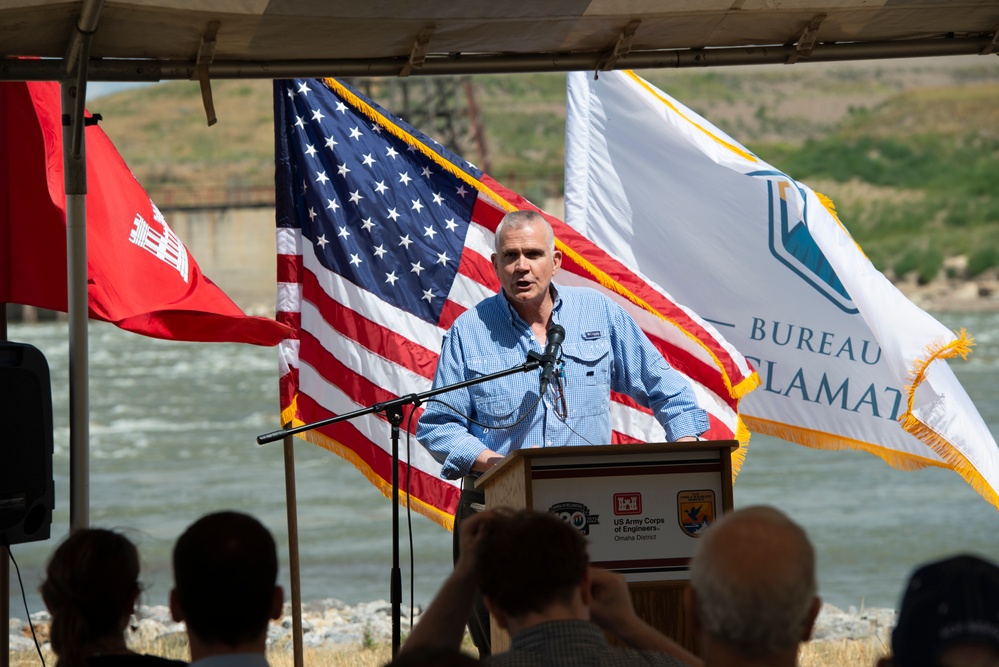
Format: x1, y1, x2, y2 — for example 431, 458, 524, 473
689, 506, 817, 658
493, 210, 554, 253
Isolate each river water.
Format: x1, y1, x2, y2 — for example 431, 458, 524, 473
5, 313, 998, 618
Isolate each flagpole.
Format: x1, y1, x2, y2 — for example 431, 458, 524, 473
282, 434, 305, 667
61, 77, 90, 530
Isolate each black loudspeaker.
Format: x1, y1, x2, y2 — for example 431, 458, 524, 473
0, 342, 55, 545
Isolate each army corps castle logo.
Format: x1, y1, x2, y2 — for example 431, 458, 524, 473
128, 201, 190, 282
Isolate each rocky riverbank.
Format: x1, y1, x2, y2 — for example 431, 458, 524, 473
9, 600, 895, 653
893, 267, 999, 313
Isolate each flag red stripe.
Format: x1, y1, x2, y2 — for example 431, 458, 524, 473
456, 245, 500, 291
437, 299, 467, 331
280, 367, 300, 413
299, 328, 426, 431
277, 310, 301, 332
302, 269, 440, 381
640, 332, 739, 411
277, 253, 302, 285
293, 392, 459, 514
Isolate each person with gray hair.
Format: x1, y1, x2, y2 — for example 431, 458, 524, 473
686, 506, 821, 667
417, 209, 709, 655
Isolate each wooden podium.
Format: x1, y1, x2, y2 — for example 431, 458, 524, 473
475, 440, 737, 654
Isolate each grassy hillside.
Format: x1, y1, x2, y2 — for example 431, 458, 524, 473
90, 57, 999, 280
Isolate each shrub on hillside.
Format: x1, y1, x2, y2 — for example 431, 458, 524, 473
967, 247, 999, 277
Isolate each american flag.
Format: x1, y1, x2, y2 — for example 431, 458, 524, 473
274, 78, 757, 529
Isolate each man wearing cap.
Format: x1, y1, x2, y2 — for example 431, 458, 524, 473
879, 553, 999, 667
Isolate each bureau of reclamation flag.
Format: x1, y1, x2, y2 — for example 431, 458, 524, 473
564, 70, 999, 511
0, 79, 291, 346
273, 78, 758, 529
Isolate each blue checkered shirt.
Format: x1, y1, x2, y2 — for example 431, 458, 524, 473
416, 285, 709, 479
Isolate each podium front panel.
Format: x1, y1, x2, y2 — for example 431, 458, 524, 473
526, 447, 727, 582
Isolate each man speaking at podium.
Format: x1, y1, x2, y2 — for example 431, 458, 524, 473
416, 209, 709, 655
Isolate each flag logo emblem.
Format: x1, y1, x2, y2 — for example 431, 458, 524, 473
677, 489, 715, 537
756, 171, 856, 314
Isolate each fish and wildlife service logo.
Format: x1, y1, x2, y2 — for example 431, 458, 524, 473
753, 170, 857, 314
550, 501, 599, 536
677, 490, 715, 538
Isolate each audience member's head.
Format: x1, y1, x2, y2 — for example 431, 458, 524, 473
41, 529, 141, 667
474, 508, 589, 622
687, 505, 821, 664
881, 553, 999, 667
170, 511, 282, 655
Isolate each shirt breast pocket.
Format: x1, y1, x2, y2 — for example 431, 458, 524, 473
561, 339, 611, 417
466, 353, 523, 427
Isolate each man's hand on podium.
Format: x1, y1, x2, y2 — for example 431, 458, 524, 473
472, 449, 505, 473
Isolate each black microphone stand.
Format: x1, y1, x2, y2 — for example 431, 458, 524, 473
256, 351, 548, 657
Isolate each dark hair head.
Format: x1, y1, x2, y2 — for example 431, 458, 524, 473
40, 529, 141, 667
891, 553, 999, 667
475, 508, 589, 618
172, 511, 279, 647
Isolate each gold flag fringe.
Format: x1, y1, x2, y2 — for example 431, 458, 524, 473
897, 330, 998, 511
742, 414, 947, 473
814, 190, 871, 259
729, 418, 752, 482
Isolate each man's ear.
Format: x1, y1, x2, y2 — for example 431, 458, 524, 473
271, 586, 285, 620
482, 595, 509, 631
802, 596, 822, 641
169, 588, 184, 623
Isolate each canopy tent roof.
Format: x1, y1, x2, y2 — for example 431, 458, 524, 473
2, 0, 998, 83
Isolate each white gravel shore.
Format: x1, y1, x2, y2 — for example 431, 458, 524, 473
9, 600, 895, 653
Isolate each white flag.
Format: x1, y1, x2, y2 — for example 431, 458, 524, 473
564, 70, 998, 511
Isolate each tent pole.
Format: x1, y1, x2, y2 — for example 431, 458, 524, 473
2, 307, 8, 667
62, 75, 90, 532
282, 435, 304, 667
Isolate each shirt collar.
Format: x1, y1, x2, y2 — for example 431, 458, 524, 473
499, 283, 562, 327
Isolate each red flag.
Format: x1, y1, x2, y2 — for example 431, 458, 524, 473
274, 78, 757, 530
0, 80, 291, 346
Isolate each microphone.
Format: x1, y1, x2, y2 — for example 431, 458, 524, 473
538, 324, 566, 395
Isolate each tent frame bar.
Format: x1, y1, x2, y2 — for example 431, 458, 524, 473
1, 36, 993, 83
